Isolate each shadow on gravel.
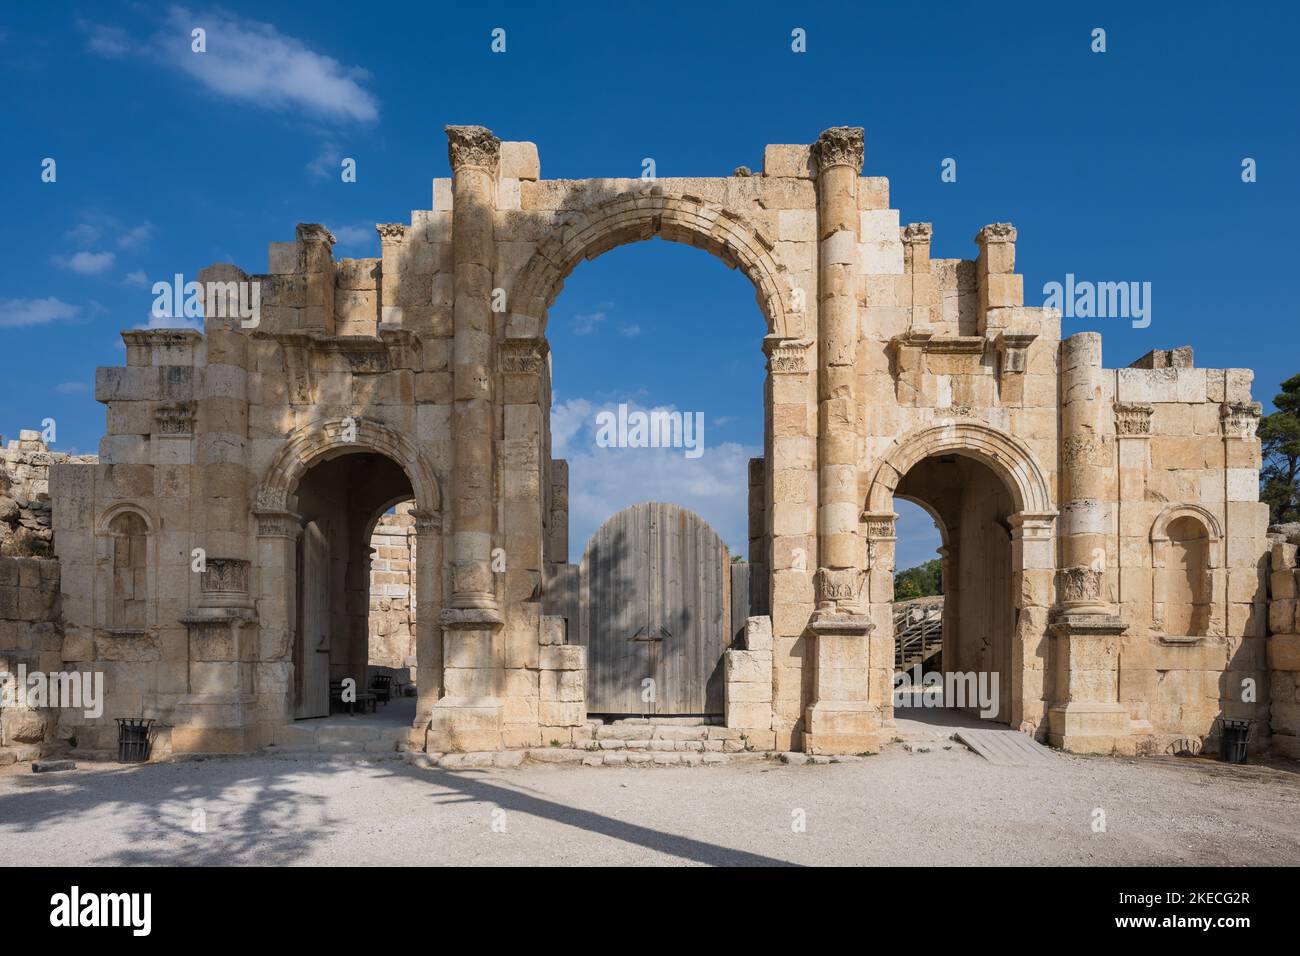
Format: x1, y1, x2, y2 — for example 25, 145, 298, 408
0, 757, 797, 867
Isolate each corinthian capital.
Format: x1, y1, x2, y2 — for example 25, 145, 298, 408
446, 125, 501, 172
811, 126, 865, 175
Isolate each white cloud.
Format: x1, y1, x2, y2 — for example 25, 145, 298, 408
54, 251, 116, 275
332, 224, 377, 252
117, 222, 153, 249
0, 297, 80, 328
307, 144, 342, 179
135, 312, 202, 331
64, 223, 102, 245
617, 323, 642, 337
123, 270, 149, 287
54, 381, 90, 394
551, 396, 757, 555
571, 311, 606, 335
112, 7, 381, 123
77, 19, 131, 58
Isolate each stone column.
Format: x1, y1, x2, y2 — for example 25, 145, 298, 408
410, 509, 443, 742
803, 127, 875, 755
1050, 332, 1129, 753
429, 125, 505, 753
445, 124, 502, 621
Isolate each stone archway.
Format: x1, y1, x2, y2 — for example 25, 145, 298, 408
508, 191, 801, 339
864, 421, 1058, 735
252, 417, 443, 739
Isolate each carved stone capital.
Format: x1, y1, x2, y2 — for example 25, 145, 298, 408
975, 222, 1017, 245
1114, 402, 1154, 437
762, 337, 813, 374
1220, 401, 1262, 439
1057, 565, 1102, 605
253, 509, 301, 538
154, 401, 196, 436
295, 223, 336, 246
861, 511, 898, 540
902, 222, 933, 244
446, 125, 501, 173
410, 509, 442, 534
995, 331, 1037, 375
376, 222, 406, 242
814, 566, 866, 609
810, 126, 864, 175
499, 338, 549, 374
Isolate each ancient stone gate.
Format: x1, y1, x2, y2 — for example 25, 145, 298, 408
14, 123, 1284, 761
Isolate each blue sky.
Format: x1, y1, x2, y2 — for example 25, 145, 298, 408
2, 1, 1296, 564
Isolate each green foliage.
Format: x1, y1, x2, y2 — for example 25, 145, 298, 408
893, 558, 943, 601
1260, 373, 1300, 524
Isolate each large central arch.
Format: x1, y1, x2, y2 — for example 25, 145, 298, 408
508, 191, 803, 339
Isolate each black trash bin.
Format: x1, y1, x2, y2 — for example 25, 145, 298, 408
1217, 717, 1252, 765
117, 718, 154, 763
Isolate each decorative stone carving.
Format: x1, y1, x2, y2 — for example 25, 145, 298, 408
1114, 402, 1154, 436
253, 509, 300, 538
976, 222, 1017, 244
446, 124, 501, 172
376, 222, 406, 242
499, 339, 548, 374
862, 511, 897, 539
1058, 565, 1102, 604
810, 126, 865, 174
995, 331, 1037, 375
814, 566, 866, 606
201, 558, 250, 595
902, 222, 933, 243
295, 223, 336, 246
411, 509, 442, 534
763, 337, 813, 374
154, 401, 196, 435
1220, 401, 1262, 439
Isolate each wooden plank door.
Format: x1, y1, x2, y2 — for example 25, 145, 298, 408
295, 520, 331, 719
582, 502, 727, 715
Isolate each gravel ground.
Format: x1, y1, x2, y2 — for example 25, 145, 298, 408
2, 745, 1297, 866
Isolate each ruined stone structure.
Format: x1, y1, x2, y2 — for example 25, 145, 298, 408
1, 124, 1289, 761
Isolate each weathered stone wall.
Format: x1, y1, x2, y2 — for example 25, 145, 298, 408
1, 431, 95, 557
1268, 527, 1300, 758
368, 503, 416, 673
0, 556, 62, 763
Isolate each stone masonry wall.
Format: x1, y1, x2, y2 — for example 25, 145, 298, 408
368, 502, 416, 673
0, 556, 63, 764
1268, 526, 1300, 758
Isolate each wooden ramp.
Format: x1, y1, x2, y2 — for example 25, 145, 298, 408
954, 728, 1057, 767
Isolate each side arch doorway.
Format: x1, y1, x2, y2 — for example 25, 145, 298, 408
574, 502, 732, 716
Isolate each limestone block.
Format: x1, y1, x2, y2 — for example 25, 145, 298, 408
500, 141, 540, 181
432, 178, 453, 211
540, 615, 566, 646
539, 700, 584, 727
539, 644, 585, 671
726, 649, 773, 683
762, 144, 813, 179
268, 243, 298, 275
745, 615, 773, 651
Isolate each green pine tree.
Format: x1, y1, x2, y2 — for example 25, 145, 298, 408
1260, 374, 1300, 524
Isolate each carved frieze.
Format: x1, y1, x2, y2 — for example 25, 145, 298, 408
1220, 401, 1262, 440
1114, 402, 1154, 436
763, 337, 813, 374
154, 401, 196, 436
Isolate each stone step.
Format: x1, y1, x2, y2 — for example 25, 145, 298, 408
589, 736, 747, 753
580, 752, 733, 767
593, 723, 739, 742
599, 716, 721, 726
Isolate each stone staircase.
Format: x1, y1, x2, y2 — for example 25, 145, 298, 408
575, 716, 751, 766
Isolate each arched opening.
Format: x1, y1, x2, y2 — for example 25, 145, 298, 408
540, 233, 771, 720
891, 454, 1015, 726
1163, 516, 1210, 637
107, 511, 149, 631
291, 451, 416, 727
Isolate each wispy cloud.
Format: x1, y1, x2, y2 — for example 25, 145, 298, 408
0, 298, 80, 329
135, 312, 202, 332
123, 270, 149, 287
54, 381, 90, 394
54, 251, 116, 275
551, 396, 756, 554
117, 222, 153, 249
81, 7, 380, 123
617, 323, 642, 337
571, 311, 607, 335
332, 224, 377, 254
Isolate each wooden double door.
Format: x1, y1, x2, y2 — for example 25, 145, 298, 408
579, 502, 729, 715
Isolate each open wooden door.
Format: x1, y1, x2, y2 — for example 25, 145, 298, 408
295, 520, 331, 719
